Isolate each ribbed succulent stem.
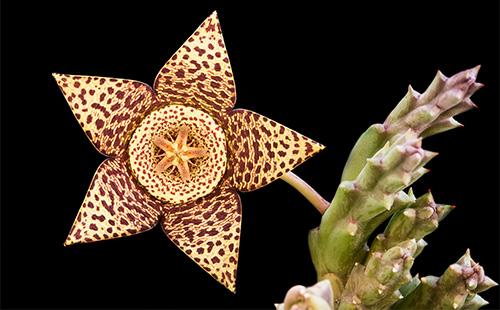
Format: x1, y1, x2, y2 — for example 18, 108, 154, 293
305, 67, 488, 307
369, 191, 454, 257
281, 171, 330, 214
310, 131, 430, 291
275, 280, 334, 310
338, 240, 417, 310
341, 124, 389, 182
392, 250, 497, 310
341, 66, 481, 183
278, 67, 495, 309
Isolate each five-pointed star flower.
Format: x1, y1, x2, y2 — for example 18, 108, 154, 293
53, 11, 324, 292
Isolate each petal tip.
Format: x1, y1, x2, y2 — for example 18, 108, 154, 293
309, 140, 326, 157
52, 72, 63, 82
63, 238, 75, 247
316, 142, 326, 152
228, 284, 236, 294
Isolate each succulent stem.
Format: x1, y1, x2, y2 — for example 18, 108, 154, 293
392, 250, 497, 310
341, 66, 481, 183
281, 171, 330, 214
310, 131, 429, 287
276, 280, 334, 310
369, 191, 454, 257
278, 67, 495, 309
338, 239, 417, 310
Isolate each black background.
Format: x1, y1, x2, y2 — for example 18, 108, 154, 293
2, 1, 499, 309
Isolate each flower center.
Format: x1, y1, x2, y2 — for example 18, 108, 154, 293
128, 105, 227, 204
151, 126, 209, 181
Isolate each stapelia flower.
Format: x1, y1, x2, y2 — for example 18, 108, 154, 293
53, 12, 324, 292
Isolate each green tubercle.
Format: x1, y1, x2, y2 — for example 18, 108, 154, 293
392, 250, 498, 310
338, 240, 417, 310
370, 191, 454, 256
281, 67, 495, 310
311, 130, 432, 286
276, 280, 334, 310
341, 66, 481, 183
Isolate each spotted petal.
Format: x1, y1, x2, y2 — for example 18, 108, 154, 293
53, 74, 160, 157
154, 11, 236, 121
226, 109, 325, 191
65, 157, 163, 246
162, 180, 242, 292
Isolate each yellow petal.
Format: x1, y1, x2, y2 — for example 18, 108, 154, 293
154, 11, 236, 121
226, 109, 325, 192
53, 73, 160, 157
64, 157, 163, 246
162, 180, 241, 292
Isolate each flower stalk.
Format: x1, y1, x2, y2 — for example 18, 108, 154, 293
281, 171, 330, 214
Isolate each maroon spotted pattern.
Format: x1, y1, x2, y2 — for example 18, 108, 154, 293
53, 74, 161, 157
162, 179, 242, 292
154, 11, 236, 121
226, 109, 325, 192
65, 157, 163, 246
55, 11, 325, 292
128, 104, 227, 204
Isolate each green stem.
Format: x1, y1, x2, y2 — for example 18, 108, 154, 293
281, 171, 330, 214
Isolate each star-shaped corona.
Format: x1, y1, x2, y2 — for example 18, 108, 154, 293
53, 11, 324, 292
151, 126, 209, 179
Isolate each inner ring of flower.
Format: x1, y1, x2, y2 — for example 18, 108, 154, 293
128, 104, 227, 204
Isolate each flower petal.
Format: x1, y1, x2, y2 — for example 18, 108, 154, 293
53, 74, 160, 157
154, 11, 236, 121
226, 109, 325, 191
65, 157, 163, 246
162, 180, 241, 292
